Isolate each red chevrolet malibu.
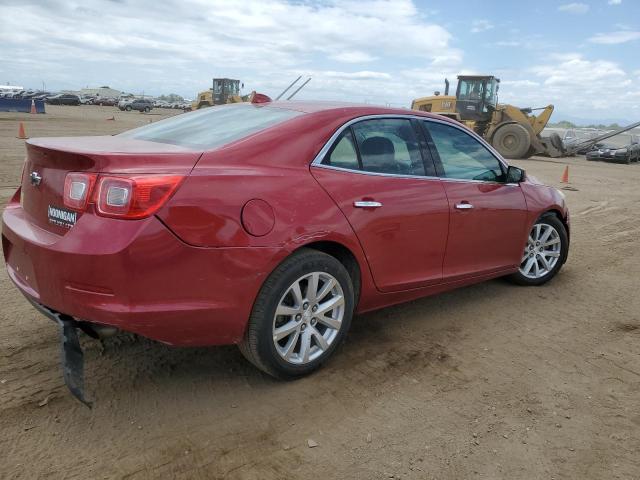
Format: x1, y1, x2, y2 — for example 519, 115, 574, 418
2, 99, 569, 403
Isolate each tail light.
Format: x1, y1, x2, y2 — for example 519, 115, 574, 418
64, 173, 97, 210
95, 175, 183, 219
63, 173, 183, 219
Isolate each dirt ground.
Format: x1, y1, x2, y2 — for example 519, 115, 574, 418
0, 106, 639, 480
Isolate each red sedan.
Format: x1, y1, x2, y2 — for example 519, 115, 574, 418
2, 99, 569, 404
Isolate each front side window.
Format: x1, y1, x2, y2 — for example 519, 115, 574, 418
351, 119, 425, 176
425, 121, 505, 182
119, 104, 301, 149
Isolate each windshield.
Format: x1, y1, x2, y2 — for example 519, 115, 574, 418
119, 104, 302, 149
458, 79, 484, 101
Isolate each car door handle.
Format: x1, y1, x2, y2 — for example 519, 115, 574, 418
455, 202, 474, 210
354, 201, 383, 208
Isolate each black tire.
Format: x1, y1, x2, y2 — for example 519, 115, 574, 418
548, 132, 564, 152
508, 213, 569, 286
492, 124, 531, 159
125, 105, 132, 111
144, 106, 150, 113
239, 248, 355, 379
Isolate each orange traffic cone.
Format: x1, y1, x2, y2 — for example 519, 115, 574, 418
30, 99, 37, 114
560, 165, 569, 183
17, 122, 27, 139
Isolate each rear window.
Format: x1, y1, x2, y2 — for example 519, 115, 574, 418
119, 104, 302, 149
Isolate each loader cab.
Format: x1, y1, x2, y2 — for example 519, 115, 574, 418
212, 78, 241, 105
455, 75, 500, 122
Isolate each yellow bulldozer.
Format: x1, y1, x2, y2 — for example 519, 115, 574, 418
411, 75, 564, 158
191, 78, 249, 110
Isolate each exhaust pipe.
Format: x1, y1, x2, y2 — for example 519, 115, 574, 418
78, 322, 119, 339
444, 78, 450, 96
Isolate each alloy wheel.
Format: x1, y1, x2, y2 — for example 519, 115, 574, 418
519, 223, 562, 279
272, 272, 345, 365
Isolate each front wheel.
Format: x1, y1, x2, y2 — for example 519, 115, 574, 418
125, 105, 132, 111
509, 214, 569, 286
239, 249, 354, 379
492, 124, 531, 159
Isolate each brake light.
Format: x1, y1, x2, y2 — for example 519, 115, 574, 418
95, 175, 184, 219
62, 172, 183, 219
64, 173, 97, 210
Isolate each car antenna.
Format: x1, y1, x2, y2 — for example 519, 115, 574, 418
286, 77, 312, 101
275, 76, 302, 101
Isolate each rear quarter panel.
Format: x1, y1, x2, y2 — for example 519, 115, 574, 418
155, 110, 382, 311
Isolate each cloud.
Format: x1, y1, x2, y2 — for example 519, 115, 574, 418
608, 0, 622, 4
589, 30, 640, 44
0, 0, 458, 98
329, 51, 377, 63
519, 54, 635, 114
557, 3, 590, 14
471, 19, 494, 33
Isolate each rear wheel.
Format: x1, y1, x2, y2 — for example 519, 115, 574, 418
144, 106, 150, 113
239, 249, 354, 379
509, 214, 568, 286
492, 124, 531, 159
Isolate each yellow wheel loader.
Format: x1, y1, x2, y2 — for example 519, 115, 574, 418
191, 78, 248, 110
411, 75, 564, 159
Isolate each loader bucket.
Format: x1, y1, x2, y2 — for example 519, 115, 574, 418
539, 133, 566, 158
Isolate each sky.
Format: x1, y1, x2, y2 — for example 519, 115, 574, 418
1, 0, 639, 123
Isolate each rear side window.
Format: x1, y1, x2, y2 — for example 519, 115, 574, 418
352, 119, 425, 176
425, 121, 505, 182
120, 104, 301, 149
324, 129, 360, 170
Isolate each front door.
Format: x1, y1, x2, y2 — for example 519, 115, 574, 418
421, 120, 528, 280
312, 118, 450, 292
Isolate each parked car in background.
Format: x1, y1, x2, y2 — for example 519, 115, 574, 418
581, 142, 608, 155
79, 96, 95, 105
32, 92, 51, 101
117, 97, 134, 109
47, 94, 81, 105
2, 101, 570, 403
119, 98, 154, 112
153, 99, 171, 108
21, 91, 41, 99
586, 135, 640, 164
94, 97, 117, 106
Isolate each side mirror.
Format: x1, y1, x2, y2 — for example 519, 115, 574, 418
506, 165, 525, 183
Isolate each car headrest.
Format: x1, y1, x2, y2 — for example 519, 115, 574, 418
360, 136, 396, 173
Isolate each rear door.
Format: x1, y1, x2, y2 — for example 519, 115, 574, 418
421, 120, 528, 280
311, 117, 449, 292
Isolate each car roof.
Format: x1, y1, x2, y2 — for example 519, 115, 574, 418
265, 100, 445, 120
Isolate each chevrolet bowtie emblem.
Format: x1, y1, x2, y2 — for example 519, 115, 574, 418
30, 171, 42, 186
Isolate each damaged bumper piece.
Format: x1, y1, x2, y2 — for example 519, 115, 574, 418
24, 297, 112, 407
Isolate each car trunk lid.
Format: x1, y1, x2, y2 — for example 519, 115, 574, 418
21, 136, 202, 236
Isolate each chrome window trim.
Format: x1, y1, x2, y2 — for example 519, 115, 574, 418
312, 162, 441, 181
310, 113, 513, 184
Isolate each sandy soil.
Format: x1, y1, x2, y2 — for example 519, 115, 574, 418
0, 106, 639, 480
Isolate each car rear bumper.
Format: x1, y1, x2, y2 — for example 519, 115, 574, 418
2, 201, 285, 346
